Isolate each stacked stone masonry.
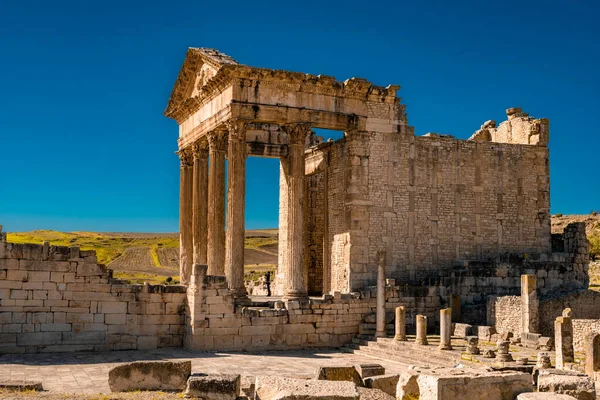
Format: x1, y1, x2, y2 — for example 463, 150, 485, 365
0, 237, 186, 353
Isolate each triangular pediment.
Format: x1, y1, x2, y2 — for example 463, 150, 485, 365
164, 48, 238, 119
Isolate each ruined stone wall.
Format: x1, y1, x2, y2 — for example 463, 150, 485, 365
306, 172, 325, 294
354, 127, 551, 291
487, 295, 522, 335
572, 319, 600, 352
185, 270, 375, 351
0, 235, 186, 354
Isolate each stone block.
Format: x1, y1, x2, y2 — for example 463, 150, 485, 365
105, 314, 126, 325
517, 394, 577, 400
0, 380, 43, 391
453, 323, 473, 338
108, 360, 191, 392
185, 374, 240, 400
16, 332, 61, 346
99, 301, 127, 314
40, 323, 71, 332
537, 369, 595, 400
477, 325, 496, 341
255, 376, 359, 400
396, 371, 419, 400
137, 335, 158, 350
408, 367, 532, 400
315, 365, 363, 386
62, 331, 105, 345
355, 363, 385, 379
363, 374, 398, 397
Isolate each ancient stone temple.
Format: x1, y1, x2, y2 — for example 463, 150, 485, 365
165, 48, 576, 302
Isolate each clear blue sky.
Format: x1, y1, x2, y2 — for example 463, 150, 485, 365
1, 0, 598, 232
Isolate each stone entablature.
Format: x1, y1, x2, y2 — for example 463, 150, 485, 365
0, 235, 186, 354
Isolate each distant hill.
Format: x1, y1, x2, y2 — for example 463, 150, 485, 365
6, 229, 278, 284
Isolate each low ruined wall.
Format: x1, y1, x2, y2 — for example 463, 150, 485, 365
0, 236, 186, 353
539, 289, 600, 336
573, 319, 600, 353
487, 295, 521, 335
185, 270, 376, 351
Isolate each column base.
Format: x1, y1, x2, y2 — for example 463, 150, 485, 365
394, 335, 407, 342
283, 290, 308, 300
438, 344, 453, 351
375, 331, 386, 338
416, 339, 429, 346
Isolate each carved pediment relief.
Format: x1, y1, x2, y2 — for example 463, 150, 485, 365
164, 48, 238, 120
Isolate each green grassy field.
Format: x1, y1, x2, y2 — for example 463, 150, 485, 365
6, 230, 278, 285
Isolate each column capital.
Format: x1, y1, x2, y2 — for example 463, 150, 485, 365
192, 141, 209, 160
177, 147, 193, 167
207, 131, 228, 153
226, 120, 249, 141
282, 123, 312, 145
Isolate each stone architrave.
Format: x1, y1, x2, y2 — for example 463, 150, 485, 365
584, 332, 600, 378
416, 315, 428, 345
178, 148, 194, 285
439, 308, 452, 350
207, 130, 227, 276
394, 306, 407, 341
224, 120, 248, 298
281, 123, 311, 299
521, 274, 539, 334
192, 142, 209, 266
555, 314, 574, 369
375, 250, 386, 338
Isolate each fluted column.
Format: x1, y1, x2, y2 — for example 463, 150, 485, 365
282, 123, 311, 299
178, 148, 194, 285
192, 141, 209, 265
225, 120, 248, 298
207, 130, 227, 276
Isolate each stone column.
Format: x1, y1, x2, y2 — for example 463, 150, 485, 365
394, 306, 406, 341
184, 263, 207, 350
585, 332, 600, 378
521, 274, 539, 334
192, 142, 209, 266
178, 148, 193, 285
322, 158, 330, 295
439, 308, 452, 350
555, 308, 574, 369
282, 123, 311, 299
376, 251, 386, 338
225, 120, 248, 298
207, 130, 227, 276
416, 315, 428, 345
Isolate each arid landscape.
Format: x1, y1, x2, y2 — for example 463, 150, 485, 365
6, 214, 598, 286
6, 229, 278, 284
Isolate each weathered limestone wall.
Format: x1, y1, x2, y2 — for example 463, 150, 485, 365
306, 108, 553, 295
487, 295, 522, 335
470, 107, 549, 146
185, 268, 375, 351
0, 236, 186, 354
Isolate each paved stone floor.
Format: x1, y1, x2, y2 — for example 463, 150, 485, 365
0, 348, 407, 394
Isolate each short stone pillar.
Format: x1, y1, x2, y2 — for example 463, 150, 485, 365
496, 340, 513, 362
375, 250, 386, 338
394, 306, 407, 341
555, 311, 574, 369
184, 264, 208, 350
584, 332, 600, 378
439, 308, 452, 350
521, 274, 539, 334
536, 352, 551, 369
416, 315, 428, 345
466, 336, 480, 355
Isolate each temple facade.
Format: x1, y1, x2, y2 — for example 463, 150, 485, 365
165, 48, 557, 300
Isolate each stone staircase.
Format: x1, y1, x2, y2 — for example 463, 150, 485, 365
342, 334, 472, 367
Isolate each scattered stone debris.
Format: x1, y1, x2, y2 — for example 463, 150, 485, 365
363, 374, 399, 397
315, 365, 363, 386
0, 380, 43, 391
355, 364, 385, 379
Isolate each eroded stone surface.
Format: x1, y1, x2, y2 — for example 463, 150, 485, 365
315, 365, 362, 386
108, 360, 191, 392
0, 380, 43, 391
355, 364, 385, 379
185, 374, 240, 400
537, 369, 595, 400
363, 374, 398, 397
517, 393, 577, 400
255, 375, 359, 400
